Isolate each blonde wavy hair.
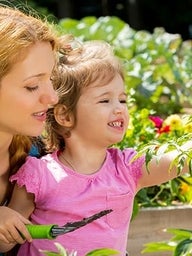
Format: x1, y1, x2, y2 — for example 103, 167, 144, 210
0, 5, 68, 175
45, 40, 125, 151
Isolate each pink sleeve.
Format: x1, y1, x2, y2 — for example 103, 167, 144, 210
122, 148, 145, 182
10, 156, 42, 201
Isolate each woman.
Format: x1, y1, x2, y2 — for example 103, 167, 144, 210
0, 4, 68, 253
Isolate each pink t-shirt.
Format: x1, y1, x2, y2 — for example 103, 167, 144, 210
10, 148, 144, 256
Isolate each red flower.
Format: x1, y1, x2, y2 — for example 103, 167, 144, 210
158, 125, 170, 134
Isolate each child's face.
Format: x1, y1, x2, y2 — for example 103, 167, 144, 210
0, 42, 58, 137
74, 73, 129, 147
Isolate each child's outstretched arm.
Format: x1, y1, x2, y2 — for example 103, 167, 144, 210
0, 185, 34, 252
137, 141, 192, 191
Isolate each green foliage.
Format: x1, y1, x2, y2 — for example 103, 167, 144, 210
57, 16, 192, 116
116, 106, 192, 208
142, 228, 192, 255
86, 248, 120, 256
135, 134, 192, 207
40, 242, 120, 256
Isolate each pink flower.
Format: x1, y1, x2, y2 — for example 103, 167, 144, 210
149, 116, 164, 128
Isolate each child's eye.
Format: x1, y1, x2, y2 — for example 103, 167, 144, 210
25, 86, 38, 92
120, 99, 127, 104
99, 99, 109, 103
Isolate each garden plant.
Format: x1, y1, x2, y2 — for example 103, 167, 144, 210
40, 242, 119, 256
142, 228, 192, 255
57, 15, 192, 116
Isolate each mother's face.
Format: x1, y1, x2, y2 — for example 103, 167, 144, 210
0, 42, 58, 137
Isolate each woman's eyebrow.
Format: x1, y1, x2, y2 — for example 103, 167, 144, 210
23, 73, 46, 82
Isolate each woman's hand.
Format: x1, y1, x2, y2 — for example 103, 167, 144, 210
0, 206, 32, 244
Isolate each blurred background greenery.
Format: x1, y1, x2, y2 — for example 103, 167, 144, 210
5, 0, 192, 40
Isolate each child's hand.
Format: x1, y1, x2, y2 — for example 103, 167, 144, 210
0, 206, 32, 244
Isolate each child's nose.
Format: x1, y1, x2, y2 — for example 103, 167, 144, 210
113, 102, 124, 114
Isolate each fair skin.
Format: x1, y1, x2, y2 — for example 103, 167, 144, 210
0, 42, 57, 139
0, 41, 58, 246
0, 73, 191, 252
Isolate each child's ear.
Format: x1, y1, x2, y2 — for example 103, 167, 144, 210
54, 104, 73, 127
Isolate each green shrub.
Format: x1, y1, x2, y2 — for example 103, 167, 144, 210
57, 16, 192, 116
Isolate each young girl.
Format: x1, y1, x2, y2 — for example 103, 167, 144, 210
2, 40, 192, 256
0, 4, 71, 254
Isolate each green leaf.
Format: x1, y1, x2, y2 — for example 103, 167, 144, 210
142, 241, 176, 253
174, 239, 192, 256
39, 251, 61, 256
54, 243, 68, 256
145, 149, 153, 172
85, 248, 120, 256
167, 228, 192, 240
39, 242, 69, 256
156, 143, 169, 159
189, 159, 192, 176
